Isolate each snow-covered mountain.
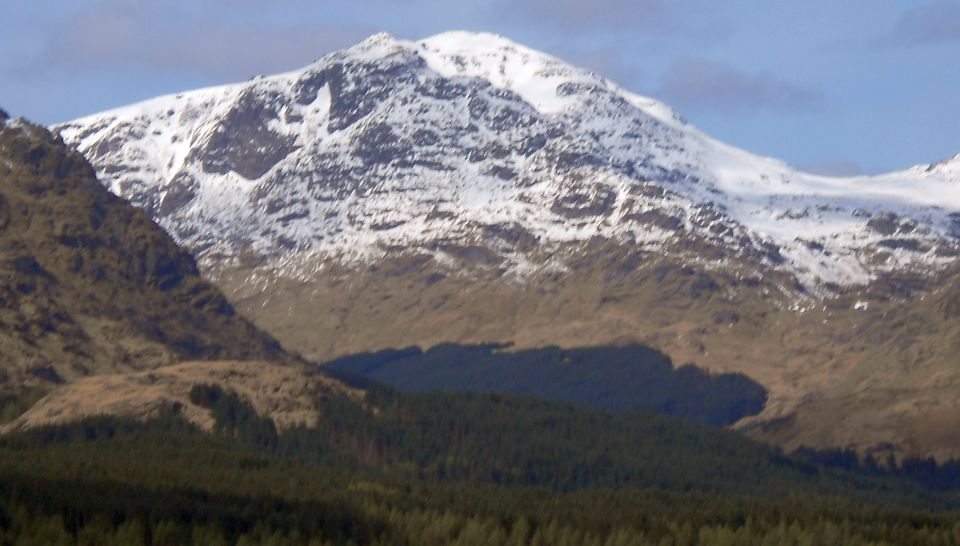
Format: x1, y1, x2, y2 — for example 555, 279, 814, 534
56, 31, 960, 292
49, 31, 960, 459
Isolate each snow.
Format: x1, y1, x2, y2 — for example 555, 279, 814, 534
417, 31, 687, 130
53, 31, 960, 293
418, 31, 579, 114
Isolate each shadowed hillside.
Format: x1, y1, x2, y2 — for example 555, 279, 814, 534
0, 114, 292, 388
324, 343, 767, 427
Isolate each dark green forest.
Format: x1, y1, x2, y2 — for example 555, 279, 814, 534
4, 385, 960, 544
324, 344, 767, 427
0, 388, 44, 424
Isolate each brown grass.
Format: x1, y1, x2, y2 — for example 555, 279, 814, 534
1, 360, 362, 434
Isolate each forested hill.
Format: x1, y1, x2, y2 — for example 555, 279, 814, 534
0, 383, 946, 499
2, 386, 960, 544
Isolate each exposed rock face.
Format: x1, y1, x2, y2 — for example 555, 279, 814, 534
195, 89, 299, 180
0, 117, 292, 388
51, 32, 960, 459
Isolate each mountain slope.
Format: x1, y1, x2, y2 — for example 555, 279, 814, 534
0, 113, 292, 388
53, 32, 960, 459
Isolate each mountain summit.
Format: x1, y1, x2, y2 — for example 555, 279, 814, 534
55, 32, 960, 459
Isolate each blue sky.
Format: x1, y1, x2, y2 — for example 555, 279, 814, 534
2, 0, 958, 175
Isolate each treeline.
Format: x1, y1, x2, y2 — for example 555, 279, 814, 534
6, 385, 960, 502
795, 447, 960, 492
3, 417, 960, 545
324, 343, 767, 426
6, 488, 960, 546
0, 472, 378, 546
4, 385, 960, 543
4, 388, 807, 495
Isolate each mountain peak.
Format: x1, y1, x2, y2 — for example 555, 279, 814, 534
352, 30, 545, 59
415, 30, 594, 115
419, 30, 544, 56
350, 31, 406, 55
360, 31, 399, 44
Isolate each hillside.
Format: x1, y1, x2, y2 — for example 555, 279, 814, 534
0, 113, 292, 388
0, 360, 362, 434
